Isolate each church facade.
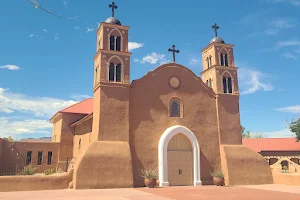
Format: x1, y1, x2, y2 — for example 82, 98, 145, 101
0, 2, 274, 190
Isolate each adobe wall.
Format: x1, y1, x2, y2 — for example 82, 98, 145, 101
0, 170, 73, 192
0, 140, 60, 175
58, 113, 86, 162
73, 118, 92, 158
73, 141, 133, 189
220, 145, 273, 185
217, 95, 242, 145
129, 64, 220, 186
52, 114, 63, 142
272, 171, 300, 186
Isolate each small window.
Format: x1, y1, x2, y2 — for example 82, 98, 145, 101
109, 63, 115, 81
26, 151, 32, 165
110, 35, 115, 50
79, 138, 82, 150
47, 152, 52, 165
116, 64, 121, 82
116, 37, 121, 51
209, 56, 212, 67
228, 77, 232, 93
206, 80, 209, 86
223, 77, 227, 93
220, 53, 224, 66
206, 58, 209, 69
209, 78, 212, 88
170, 99, 180, 117
38, 151, 43, 166
95, 68, 98, 84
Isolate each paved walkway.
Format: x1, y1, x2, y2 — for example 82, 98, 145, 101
0, 185, 299, 200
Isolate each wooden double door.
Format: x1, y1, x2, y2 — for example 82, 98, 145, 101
167, 133, 193, 186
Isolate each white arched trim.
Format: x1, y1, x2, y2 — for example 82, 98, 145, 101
107, 55, 125, 80
158, 125, 202, 187
218, 47, 229, 55
108, 28, 123, 38
221, 70, 233, 79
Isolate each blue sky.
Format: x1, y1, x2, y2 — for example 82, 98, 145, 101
0, 0, 299, 139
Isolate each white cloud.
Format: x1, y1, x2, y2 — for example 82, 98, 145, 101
0, 117, 52, 138
275, 39, 300, 49
135, 52, 170, 65
238, 65, 273, 95
63, 1, 68, 8
189, 58, 201, 66
73, 26, 80, 30
128, 42, 144, 51
258, 129, 295, 138
0, 87, 77, 117
86, 27, 94, 33
265, 29, 279, 35
0, 65, 20, 71
276, 105, 300, 113
271, 19, 296, 29
282, 52, 297, 59
54, 34, 59, 41
43, 29, 48, 32
71, 94, 91, 101
268, 0, 300, 6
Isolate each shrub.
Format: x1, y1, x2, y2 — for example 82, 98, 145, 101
44, 168, 56, 175
141, 168, 157, 180
19, 164, 37, 175
210, 171, 224, 178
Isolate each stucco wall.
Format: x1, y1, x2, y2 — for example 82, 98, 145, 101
129, 64, 220, 186
0, 170, 73, 192
220, 145, 273, 185
52, 114, 63, 142
217, 95, 242, 145
272, 172, 300, 186
73, 118, 92, 158
73, 141, 133, 189
58, 113, 86, 162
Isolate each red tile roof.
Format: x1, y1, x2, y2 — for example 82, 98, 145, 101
243, 138, 300, 152
59, 98, 94, 115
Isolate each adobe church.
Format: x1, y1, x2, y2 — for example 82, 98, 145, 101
0, 2, 274, 190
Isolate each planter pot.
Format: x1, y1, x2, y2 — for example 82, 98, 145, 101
213, 177, 225, 186
144, 179, 156, 188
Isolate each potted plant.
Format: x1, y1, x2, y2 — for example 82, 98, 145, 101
141, 168, 157, 188
210, 171, 225, 186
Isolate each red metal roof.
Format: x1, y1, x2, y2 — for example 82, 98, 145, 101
243, 138, 300, 152
59, 98, 93, 114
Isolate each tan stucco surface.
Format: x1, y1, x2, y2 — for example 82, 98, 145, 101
220, 145, 273, 185
73, 141, 133, 189
272, 172, 300, 186
0, 170, 73, 192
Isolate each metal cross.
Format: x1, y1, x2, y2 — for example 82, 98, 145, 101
109, 2, 118, 17
212, 23, 219, 37
168, 45, 180, 63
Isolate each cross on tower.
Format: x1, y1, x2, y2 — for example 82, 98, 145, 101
212, 23, 219, 37
109, 2, 118, 17
168, 45, 180, 63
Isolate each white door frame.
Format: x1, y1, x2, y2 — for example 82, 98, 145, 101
158, 125, 202, 187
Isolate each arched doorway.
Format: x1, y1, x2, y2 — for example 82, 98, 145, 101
158, 125, 202, 187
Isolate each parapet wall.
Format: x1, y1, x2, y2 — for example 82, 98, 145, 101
272, 171, 300, 186
0, 169, 73, 192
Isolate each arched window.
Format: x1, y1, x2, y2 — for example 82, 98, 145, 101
224, 54, 228, 66
95, 68, 98, 85
110, 35, 115, 50
79, 138, 82, 150
220, 53, 224, 66
109, 63, 115, 81
116, 36, 121, 51
116, 64, 121, 82
206, 57, 209, 69
170, 99, 180, 117
209, 56, 212, 68
206, 80, 209, 86
222, 77, 227, 93
228, 77, 232, 93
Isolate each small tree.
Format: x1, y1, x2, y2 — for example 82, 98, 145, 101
289, 118, 300, 142
241, 125, 264, 138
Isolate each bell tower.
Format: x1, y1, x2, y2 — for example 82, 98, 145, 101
201, 23, 239, 95
91, 2, 131, 142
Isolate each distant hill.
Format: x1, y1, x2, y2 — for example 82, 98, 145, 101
19, 137, 52, 142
